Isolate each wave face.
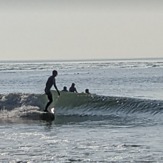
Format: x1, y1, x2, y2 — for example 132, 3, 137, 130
0, 92, 163, 120
54, 92, 163, 117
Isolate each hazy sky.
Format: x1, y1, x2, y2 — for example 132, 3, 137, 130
0, 0, 163, 60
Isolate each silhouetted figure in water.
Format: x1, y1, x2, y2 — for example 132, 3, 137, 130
69, 83, 78, 93
62, 86, 68, 92
44, 70, 60, 112
85, 89, 90, 94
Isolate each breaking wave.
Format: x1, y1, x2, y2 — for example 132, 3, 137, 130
0, 91, 163, 119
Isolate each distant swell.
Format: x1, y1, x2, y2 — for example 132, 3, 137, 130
0, 92, 163, 118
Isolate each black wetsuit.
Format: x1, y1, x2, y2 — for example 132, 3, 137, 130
69, 86, 77, 93
44, 75, 55, 112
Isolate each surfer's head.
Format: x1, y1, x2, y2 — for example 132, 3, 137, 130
85, 89, 90, 94
52, 70, 58, 76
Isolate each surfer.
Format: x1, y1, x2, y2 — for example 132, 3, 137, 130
85, 89, 90, 94
62, 86, 68, 92
44, 70, 60, 112
69, 83, 78, 93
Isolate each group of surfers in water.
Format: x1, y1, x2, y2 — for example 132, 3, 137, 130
61, 84, 90, 94
44, 70, 90, 112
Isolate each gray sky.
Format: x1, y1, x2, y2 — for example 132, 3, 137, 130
0, 0, 163, 60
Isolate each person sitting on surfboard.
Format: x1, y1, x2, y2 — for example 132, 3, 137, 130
62, 86, 68, 92
69, 83, 78, 93
85, 89, 90, 94
44, 70, 60, 112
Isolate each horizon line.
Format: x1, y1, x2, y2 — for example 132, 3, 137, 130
0, 57, 163, 62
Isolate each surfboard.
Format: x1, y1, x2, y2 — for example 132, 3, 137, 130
19, 107, 55, 121
48, 107, 55, 114
40, 107, 55, 121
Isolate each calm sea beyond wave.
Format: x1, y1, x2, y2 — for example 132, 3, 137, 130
0, 58, 163, 162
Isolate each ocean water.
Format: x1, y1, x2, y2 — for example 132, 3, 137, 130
0, 58, 163, 162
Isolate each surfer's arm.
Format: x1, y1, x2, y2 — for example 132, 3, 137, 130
54, 83, 60, 96
53, 78, 60, 96
75, 88, 78, 93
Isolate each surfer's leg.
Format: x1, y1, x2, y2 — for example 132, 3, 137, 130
44, 92, 53, 112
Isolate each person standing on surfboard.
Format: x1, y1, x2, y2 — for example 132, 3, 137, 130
44, 70, 60, 112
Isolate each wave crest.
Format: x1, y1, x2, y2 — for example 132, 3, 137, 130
0, 92, 163, 117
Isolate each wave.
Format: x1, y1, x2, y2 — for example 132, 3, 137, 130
0, 91, 163, 118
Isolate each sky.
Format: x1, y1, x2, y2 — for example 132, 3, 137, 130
0, 0, 163, 60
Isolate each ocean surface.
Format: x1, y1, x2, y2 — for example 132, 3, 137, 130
0, 58, 163, 162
